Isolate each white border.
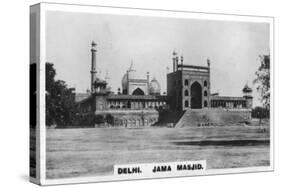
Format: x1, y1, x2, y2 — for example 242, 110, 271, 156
40, 3, 47, 184
37, 2, 274, 185
29, 4, 41, 184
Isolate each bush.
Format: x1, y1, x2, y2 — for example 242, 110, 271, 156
94, 114, 105, 124
252, 106, 269, 119
105, 114, 114, 125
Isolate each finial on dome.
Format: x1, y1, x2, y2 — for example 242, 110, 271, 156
181, 55, 183, 62
128, 59, 135, 71
105, 70, 110, 82
91, 40, 97, 47
243, 83, 252, 93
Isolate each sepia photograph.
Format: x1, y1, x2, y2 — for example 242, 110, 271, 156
30, 3, 273, 184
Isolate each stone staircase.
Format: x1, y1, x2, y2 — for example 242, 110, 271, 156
175, 108, 252, 128
155, 110, 186, 127
175, 109, 210, 127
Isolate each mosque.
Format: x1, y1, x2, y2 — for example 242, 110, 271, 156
76, 41, 253, 127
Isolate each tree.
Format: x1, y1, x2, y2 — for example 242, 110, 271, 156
252, 106, 269, 125
253, 55, 270, 109
105, 114, 114, 125
46, 63, 77, 127
252, 106, 269, 119
94, 114, 105, 124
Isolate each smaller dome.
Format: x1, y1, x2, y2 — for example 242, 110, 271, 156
122, 73, 128, 90
242, 84, 252, 93
94, 77, 107, 86
122, 70, 137, 90
122, 62, 136, 90
122, 62, 144, 91
149, 77, 161, 95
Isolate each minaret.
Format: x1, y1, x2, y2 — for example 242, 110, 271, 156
90, 41, 97, 93
243, 83, 253, 109
207, 58, 210, 69
180, 55, 184, 71
147, 72, 150, 94
172, 51, 177, 72
207, 58, 211, 108
175, 55, 179, 71
207, 58, 211, 82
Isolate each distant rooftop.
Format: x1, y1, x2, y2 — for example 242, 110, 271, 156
211, 96, 246, 101
107, 94, 167, 100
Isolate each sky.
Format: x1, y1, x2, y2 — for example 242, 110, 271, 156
46, 11, 270, 107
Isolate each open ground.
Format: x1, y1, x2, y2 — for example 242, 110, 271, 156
46, 123, 270, 179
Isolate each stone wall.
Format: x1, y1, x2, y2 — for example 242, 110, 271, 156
128, 80, 148, 95
95, 109, 159, 128
167, 72, 182, 110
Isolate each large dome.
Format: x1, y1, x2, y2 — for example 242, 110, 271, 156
149, 77, 161, 95
122, 72, 129, 90
121, 62, 143, 90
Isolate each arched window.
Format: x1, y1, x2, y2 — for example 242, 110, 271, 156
132, 88, 145, 95
204, 80, 208, 87
204, 100, 208, 107
204, 90, 208, 96
185, 89, 189, 96
185, 100, 189, 107
185, 79, 189, 86
190, 81, 202, 109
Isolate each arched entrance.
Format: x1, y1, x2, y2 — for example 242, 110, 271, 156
191, 81, 202, 109
132, 88, 145, 95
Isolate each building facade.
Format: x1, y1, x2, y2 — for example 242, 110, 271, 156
76, 41, 253, 128
77, 41, 167, 127
167, 51, 252, 112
